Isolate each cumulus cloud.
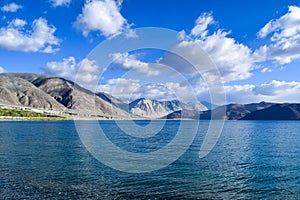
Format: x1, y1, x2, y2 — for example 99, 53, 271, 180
97, 77, 198, 103
128, 83, 195, 103
74, 0, 129, 37
223, 80, 300, 104
97, 74, 300, 104
223, 84, 258, 104
1, 2, 22, 12
96, 11, 300, 104
9, 18, 27, 27
199, 30, 254, 81
191, 12, 215, 38
173, 10, 300, 83
256, 5, 300, 64
0, 66, 6, 73
45, 57, 76, 77
76, 58, 99, 82
111, 52, 163, 76
134, 84, 177, 101
0, 18, 60, 53
164, 82, 197, 102
97, 78, 140, 102
44, 57, 99, 83
172, 13, 255, 83
258, 6, 300, 39
253, 80, 300, 97
50, 0, 71, 7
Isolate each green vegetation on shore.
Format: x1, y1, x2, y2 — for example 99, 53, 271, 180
0, 108, 67, 120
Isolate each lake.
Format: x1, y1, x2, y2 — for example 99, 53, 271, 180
0, 120, 299, 199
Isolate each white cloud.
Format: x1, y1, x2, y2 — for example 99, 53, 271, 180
173, 10, 300, 84
97, 76, 300, 104
223, 84, 258, 104
44, 57, 99, 83
164, 82, 196, 102
111, 52, 162, 76
0, 66, 6, 73
9, 18, 27, 27
45, 57, 76, 77
1, 2, 22, 12
198, 30, 254, 82
76, 58, 99, 82
191, 13, 215, 38
253, 80, 300, 97
74, 0, 129, 37
124, 29, 138, 38
97, 77, 199, 103
256, 6, 300, 64
261, 67, 272, 73
177, 30, 186, 41
130, 83, 194, 102
50, 0, 71, 7
78, 58, 98, 73
97, 78, 140, 102
95, 11, 300, 104
135, 84, 177, 101
223, 80, 300, 104
0, 18, 60, 53
173, 13, 255, 83
258, 6, 300, 39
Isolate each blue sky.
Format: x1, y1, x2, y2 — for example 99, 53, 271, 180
0, 0, 300, 104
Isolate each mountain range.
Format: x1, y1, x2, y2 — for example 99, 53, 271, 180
0, 73, 129, 118
128, 98, 207, 118
0, 73, 299, 120
240, 103, 300, 120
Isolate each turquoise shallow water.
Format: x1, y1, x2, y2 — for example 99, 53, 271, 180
0, 120, 299, 199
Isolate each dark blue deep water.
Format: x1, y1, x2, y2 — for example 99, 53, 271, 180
0, 120, 299, 199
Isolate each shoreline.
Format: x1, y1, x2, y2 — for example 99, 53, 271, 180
1, 117, 299, 122
0, 116, 197, 121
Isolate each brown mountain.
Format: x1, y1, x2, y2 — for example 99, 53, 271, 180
0, 73, 129, 117
96, 92, 129, 111
241, 103, 300, 120
163, 101, 275, 120
199, 101, 275, 120
0, 73, 65, 110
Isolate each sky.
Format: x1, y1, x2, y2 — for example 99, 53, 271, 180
0, 0, 300, 104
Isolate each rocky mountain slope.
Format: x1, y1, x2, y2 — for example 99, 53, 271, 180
162, 109, 200, 119
164, 101, 275, 120
199, 101, 275, 120
200, 101, 218, 110
96, 92, 129, 111
129, 98, 207, 118
0, 73, 65, 110
0, 73, 129, 117
241, 103, 300, 120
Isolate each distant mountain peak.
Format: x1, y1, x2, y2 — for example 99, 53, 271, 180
129, 98, 207, 118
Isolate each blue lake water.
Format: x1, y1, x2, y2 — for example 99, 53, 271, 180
0, 120, 299, 199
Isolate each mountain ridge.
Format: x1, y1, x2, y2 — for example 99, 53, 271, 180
1, 73, 299, 120
241, 103, 300, 120
128, 98, 207, 118
0, 73, 129, 118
